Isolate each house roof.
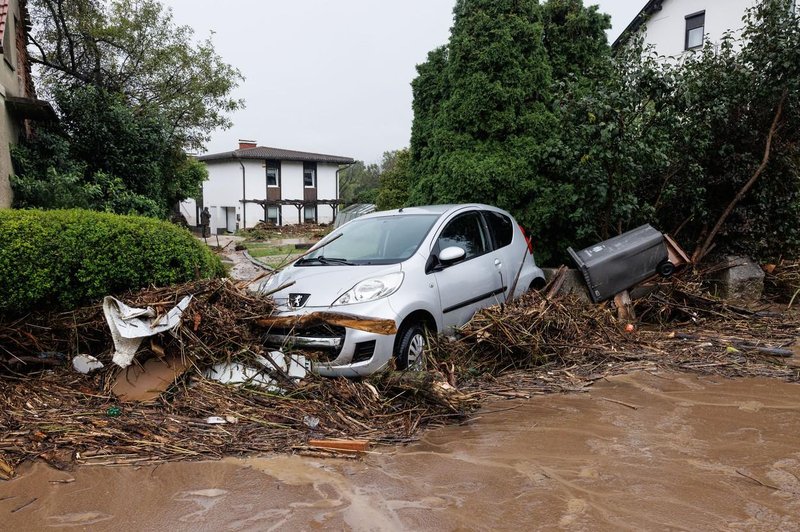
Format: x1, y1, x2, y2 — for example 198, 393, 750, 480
0, 0, 10, 54
198, 146, 355, 165
612, 0, 665, 49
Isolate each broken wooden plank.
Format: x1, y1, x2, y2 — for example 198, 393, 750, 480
257, 312, 397, 335
307, 439, 370, 453
614, 290, 636, 322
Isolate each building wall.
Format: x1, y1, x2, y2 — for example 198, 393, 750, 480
317, 163, 339, 223
642, 0, 758, 58
281, 161, 304, 225
0, 0, 26, 208
197, 158, 342, 231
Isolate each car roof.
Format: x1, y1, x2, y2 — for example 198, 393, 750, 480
358, 203, 506, 220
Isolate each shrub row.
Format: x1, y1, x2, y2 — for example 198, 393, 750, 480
0, 209, 224, 316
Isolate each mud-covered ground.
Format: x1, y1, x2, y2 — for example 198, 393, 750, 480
3, 370, 799, 531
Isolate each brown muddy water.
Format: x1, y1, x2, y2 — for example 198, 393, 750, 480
2, 370, 800, 531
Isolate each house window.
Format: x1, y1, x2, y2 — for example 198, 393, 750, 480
304, 205, 316, 223
266, 160, 280, 187
303, 162, 316, 187
685, 11, 705, 50
267, 206, 280, 224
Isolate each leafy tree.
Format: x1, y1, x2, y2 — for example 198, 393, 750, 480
409, 0, 800, 264
28, 0, 243, 150
549, 0, 800, 263
12, 85, 205, 216
409, 0, 556, 220
339, 161, 381, 203
376, 149, 412, 210
15, 0, 240, 216
540, 0, 611, 84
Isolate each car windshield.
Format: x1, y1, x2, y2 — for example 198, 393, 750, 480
297, 214, 440, 266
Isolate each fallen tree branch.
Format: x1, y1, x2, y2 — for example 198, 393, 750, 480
692, 89, 788, 264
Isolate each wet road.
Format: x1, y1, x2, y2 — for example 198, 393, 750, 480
2, 371, 799, 530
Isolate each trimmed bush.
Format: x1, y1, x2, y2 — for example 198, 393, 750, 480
0, 209, 225, 316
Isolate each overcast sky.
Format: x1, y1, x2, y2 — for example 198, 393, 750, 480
161, 1, 642, 163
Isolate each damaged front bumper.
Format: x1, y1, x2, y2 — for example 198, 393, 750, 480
256, 310, 398, 377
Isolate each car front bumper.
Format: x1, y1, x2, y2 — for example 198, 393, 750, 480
262, 303, 399, 377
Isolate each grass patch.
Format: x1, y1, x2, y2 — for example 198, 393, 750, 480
245, 243, 297, 258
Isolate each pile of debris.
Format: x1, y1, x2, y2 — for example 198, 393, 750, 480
1, 269, 799, 479
0, 279, 476, 478
764, 260, 800, 304
238, 222, 330, 241
429, 280, 798, 399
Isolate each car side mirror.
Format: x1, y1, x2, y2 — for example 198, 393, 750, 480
439, 246, 466, 264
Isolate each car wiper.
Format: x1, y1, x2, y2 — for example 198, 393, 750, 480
296, 256, 355, 266
317, 256, 355, 265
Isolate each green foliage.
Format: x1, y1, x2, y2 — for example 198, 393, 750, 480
409, 0, 800, 264
342, 150, 414, 208
541, 0, 611, 84
0, 209, 224, 316
339, 161, 381, 203
11, 85, 208, 216
28, 0, 244, 150
14, 0, 241, 216
409, 0, 557, 229
376, 149, 412, 210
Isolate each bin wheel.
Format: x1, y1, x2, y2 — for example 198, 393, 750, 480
657, 260, 675, 277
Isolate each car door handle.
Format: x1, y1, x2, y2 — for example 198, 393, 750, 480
494, 259, 502, 268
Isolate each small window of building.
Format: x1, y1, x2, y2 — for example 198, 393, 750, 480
685, 11, 705, 50
267, 206, 280, 224
304, 205, 316, 223
303, 162, 316, 187
266, 160, 280, 187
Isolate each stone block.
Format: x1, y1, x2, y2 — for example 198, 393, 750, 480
709, 255, 764, 304
542, 267, 593, 303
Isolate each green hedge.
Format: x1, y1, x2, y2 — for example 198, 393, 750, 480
0, 209, 224, 316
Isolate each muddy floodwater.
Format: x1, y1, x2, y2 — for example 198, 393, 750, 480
2, 370, 800, 530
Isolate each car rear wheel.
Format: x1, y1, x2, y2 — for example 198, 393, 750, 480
395, 322, 427, 371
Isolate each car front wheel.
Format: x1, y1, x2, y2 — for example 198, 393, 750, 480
395, 322, 427, 371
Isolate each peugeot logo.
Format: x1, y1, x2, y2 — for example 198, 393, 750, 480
288, 293, 310, 308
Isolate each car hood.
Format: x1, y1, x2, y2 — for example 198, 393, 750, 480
264, 263, 403, 310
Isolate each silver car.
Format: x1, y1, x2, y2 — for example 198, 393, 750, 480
259, 204, 546, 376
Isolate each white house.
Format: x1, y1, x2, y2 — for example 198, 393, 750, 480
182, 140, 354, 233
612, 0, 763, 57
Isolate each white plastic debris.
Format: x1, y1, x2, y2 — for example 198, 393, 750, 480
206, 416, 228, 424
303, 415, 320, 429
102, 295, 192, 368
72, 354, 104, 374
204, 351, 308, 392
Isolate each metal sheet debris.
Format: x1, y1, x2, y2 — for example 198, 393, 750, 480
204, 351, 308, 392
103, 296, 192, 368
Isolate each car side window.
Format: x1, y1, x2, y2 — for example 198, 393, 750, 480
483, 211, 513, 249
437, 212, 487, 260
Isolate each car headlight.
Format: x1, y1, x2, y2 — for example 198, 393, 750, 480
332, 272, 404, 306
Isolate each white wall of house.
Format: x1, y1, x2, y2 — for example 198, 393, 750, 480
187, 157, 342, 232
317, 163, 339, 223
282, 161, 304, 225
641, 0, 758, 58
